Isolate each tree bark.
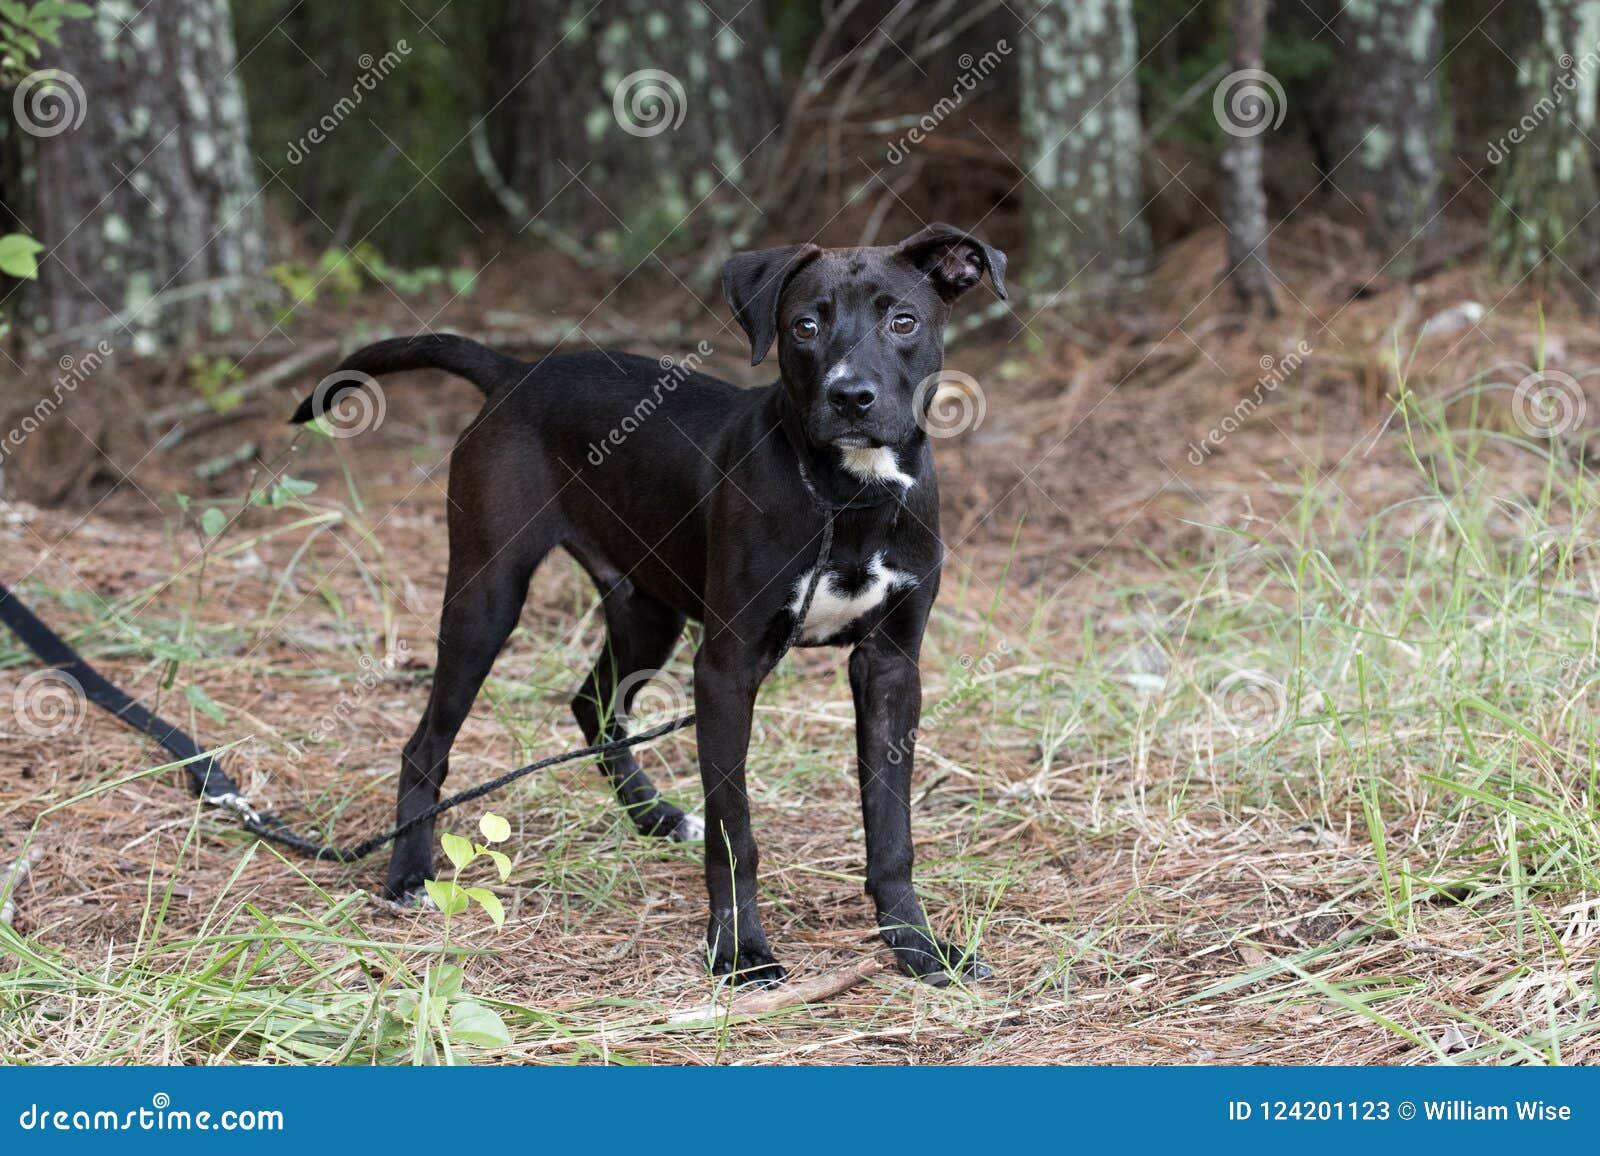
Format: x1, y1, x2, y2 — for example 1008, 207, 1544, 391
1220, 0, 1277, 314
1019, 0, 1150, 291
486, 0, 782, 241
30, 1, 265, 343
1331, 0, 1443, 265
1490, 0, 1600, 288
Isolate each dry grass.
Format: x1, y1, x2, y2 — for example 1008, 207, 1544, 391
4, 225, 1600, 1064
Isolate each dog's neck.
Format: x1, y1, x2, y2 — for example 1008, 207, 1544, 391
772, 394, 928, 511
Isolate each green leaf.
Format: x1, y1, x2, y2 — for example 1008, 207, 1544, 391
0, 233, 44, 280
479, 811, 510, 844
449, 1000, 510, 1048
184, 684, 226, 723
440, 832, 475, 873
464, 887, 504, 929
428, 964, 463, 999
200, 507, 228, 537
423, 878, 468, 916
447, 267, 479, 298
485, 849, 512, 882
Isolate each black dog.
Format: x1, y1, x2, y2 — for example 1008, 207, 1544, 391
291, 224, 1005, 985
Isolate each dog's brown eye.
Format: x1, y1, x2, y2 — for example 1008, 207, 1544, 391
792, 317, 818, 340
890, 314, 917, 335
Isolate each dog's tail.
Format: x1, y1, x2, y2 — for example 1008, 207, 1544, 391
288, 334, 528, 426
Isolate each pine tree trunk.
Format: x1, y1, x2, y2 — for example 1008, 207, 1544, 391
487, 0, 782, 241
1331, 0, 1443, 264
1220, 0, 1277, 314
1019, 0, 1150, 290
29, 1, 264, 343
1491, 0, 1600, 286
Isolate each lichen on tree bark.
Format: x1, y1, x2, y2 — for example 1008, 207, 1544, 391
31, 0, 265, 345
1019, 0, 1151, 292
1491, 0, 1600, 288
1331, 0, 1443, 265
487, 0, 781, 249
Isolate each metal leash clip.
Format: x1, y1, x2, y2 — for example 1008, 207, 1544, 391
203, 790, 266, 828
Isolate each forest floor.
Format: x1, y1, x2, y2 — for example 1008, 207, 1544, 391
4, 219, 1600, 1064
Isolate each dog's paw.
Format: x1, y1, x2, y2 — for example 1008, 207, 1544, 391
710, 946, 788, 988
382, 867, 437, 907
669, 813, 705, 842
893, 941, 991, 986
373, 885, 440, 914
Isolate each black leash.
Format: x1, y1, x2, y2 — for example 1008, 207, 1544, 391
0, 489, 865, 863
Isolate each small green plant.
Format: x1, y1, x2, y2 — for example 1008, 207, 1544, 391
269, 244, 478, 326
187, 354, 245, 412
426, 811, 513, 928
386, 812, 516, 1063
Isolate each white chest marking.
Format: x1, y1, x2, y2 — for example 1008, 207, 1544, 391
839, 445, 915, 489
790, 552, 916, 643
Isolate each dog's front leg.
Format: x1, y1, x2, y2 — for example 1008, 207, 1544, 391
694, 643, 786, 986
850, 636, 991, 984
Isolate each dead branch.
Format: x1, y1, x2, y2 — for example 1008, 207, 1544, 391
666, 955, 889, 1025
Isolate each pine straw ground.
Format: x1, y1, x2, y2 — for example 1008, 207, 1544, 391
4, 225, 1600, 1064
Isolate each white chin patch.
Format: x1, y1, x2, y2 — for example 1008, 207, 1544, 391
790, 551, 916, 644
839, 445, 915, 489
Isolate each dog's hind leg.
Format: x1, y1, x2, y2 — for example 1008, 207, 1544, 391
385, 524, 554, 901
569, 572, 695, 840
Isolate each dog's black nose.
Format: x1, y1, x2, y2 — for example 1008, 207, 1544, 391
827, 380, 877, 415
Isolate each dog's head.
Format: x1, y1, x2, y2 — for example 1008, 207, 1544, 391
722, 224, 1005, 451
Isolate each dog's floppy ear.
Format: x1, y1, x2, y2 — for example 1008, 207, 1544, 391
896, 223, 1007, 302
721, 243, 822, 365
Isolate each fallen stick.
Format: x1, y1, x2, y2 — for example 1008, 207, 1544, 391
667, 955, 888, 1025
0, 848, 40, 927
